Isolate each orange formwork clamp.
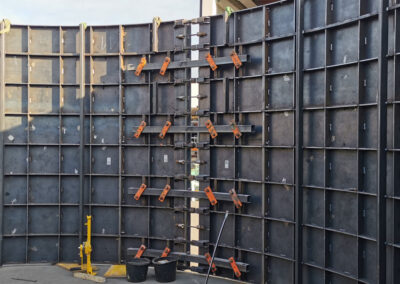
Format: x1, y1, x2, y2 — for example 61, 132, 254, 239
229, 257, 241, 278
230, 50, 242, 69
135, 245, 147, 258
205, 252, 217, 273
205, 120, 218, 139
229, 188, 242, 209
134, 121, 146, 138
205, 53, 217, 71
159, 121, 172, 139
159, 57, 171, 75
204, 186, 217, 206
135, 57, 147, 76
134, 184, 147, 200
161, 247, 171, 257
230, 120, 242, 139
158, 184, 171, 202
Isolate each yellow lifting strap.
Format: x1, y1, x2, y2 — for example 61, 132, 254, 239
0, 19, 11, 34
153, 16, 161, 28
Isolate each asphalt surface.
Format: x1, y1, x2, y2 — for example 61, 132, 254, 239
0, 264, 242, 284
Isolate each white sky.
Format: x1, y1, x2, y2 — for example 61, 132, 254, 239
0, 0, 200, 25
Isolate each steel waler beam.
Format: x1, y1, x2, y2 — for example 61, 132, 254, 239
126, 55, 249, 71
127, 187, 250, 203
132, 125, 254, 134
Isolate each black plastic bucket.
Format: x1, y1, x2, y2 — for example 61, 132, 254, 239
126, 258, 151, 283
152, 256, 177, 282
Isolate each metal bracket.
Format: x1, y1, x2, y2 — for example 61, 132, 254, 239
161, 247, 171, 257
205, 53, 217, 71
159, 121, 172, 139
204, 186, 217, 206
230, 120, 242, 139
135, 245, 146, 258
134, 57, 147, 76
230, 50, 243, 69
134, 121, 146, 138
134, 184, 147, 200
158, 184, 171, 202
229, 188, 243, 209
205, 252, 217, 273
229, 257, 242, 278
159, 56, 171, 75
205, 120, 218, 139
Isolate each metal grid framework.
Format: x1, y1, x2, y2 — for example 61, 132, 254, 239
301, 0, 381, 283
197, 2, 295, 283
0, 20, 193, 264
0, 1, 398, 283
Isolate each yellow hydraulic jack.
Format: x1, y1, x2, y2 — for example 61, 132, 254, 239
73, 216, 105, 283
56, 216, 98, 274
80, 215, 95, 275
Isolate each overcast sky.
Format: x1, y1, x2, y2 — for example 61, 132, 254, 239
0, 0, 200, 25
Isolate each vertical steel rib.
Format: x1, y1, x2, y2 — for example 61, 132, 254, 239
79, 23, 86, 244
377, 0, 388, 283
295, 0, 304, 283
0, 20, 6, 265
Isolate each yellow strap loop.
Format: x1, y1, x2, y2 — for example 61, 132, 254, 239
154, 16, 161, 28
0, 19, 11, 34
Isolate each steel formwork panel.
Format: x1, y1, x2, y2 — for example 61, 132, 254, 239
197, 2, 295, 283
301, 0, 382, 283
0, 19, 193, 266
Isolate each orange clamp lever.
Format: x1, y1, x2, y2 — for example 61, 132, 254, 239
230, 120, 242, 139
204, 186, 217, 206
230, 50, 242, 69
135, 245, 146, 258
205, 53, 217, 71
159, 121, 172, 139
229, 188, 242, 209
135, 57, 147, 76
229, 257, 241, 278
134, 121, 146, 138
205, 252, 217, 273
160, 57, 171, 76
161, 247, 171, 257
134, 184, 147, 200
205, 120, 218, 139
159, 184, 171, 202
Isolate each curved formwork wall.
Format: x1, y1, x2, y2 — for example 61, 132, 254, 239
0, 20, 192, 264
0, 0, 399, 283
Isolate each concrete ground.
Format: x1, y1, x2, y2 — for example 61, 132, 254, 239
0, 264, 242, 284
